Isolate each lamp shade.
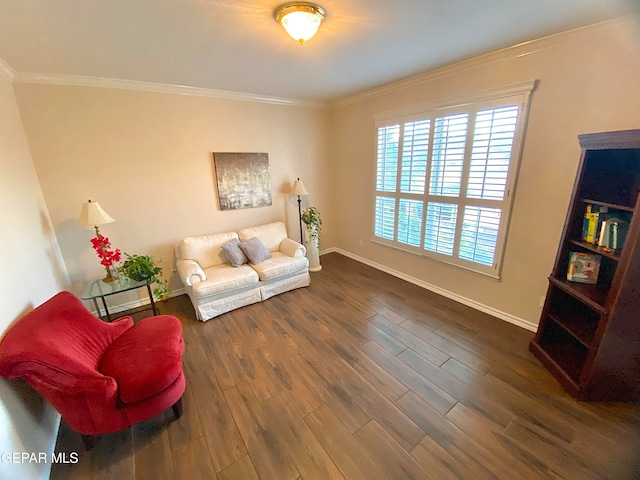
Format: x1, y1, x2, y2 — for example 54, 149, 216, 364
290, 178, 309, 196
77, 200, 115, 227
274, 3, 326, 44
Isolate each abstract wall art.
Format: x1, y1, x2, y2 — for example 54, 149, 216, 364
213, 152, 272, 210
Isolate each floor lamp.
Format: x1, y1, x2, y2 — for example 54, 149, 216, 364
290, 178, 309, 244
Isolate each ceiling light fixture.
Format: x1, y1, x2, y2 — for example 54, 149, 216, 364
274, 2, 326, 45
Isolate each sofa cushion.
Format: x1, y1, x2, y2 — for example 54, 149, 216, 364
191, 264, 259, 298
221, 238, 248, 267
250, 252, 309, 281
176, 232, 238, 268
239, 237, 272, 264
100, 315, 184, 404
238, 222, 288, 252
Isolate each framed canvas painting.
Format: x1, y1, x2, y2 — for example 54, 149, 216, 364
213, 152, 272, 210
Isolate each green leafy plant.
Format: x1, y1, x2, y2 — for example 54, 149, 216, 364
118, 253, 171, 300
301, 206, 323, 242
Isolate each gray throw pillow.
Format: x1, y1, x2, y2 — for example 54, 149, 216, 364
238, 237, 272, 264
221, 238, 248, 267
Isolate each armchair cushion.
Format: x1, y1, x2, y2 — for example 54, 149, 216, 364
100, 315, 184, 404
239, 237, 272, 264
221, 238, 248, 267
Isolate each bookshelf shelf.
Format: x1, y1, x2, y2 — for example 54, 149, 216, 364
568, 239, 620, 261
548, 277, 607, 314
579, 199, 635, 213
530, 129, 640, 401
548, 313, 597, 348
529, 340, 581, 395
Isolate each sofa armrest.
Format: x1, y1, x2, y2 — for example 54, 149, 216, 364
176, 259, 206, 286
280, 238, 306, 258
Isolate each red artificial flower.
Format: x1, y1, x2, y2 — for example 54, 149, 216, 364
91, 234, 121, 268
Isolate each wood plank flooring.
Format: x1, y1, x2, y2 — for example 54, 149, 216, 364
51, 253, 640, 479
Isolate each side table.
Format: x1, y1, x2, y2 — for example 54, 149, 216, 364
81, 277, 157, 322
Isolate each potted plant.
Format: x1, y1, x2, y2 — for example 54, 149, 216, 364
301, 206, 322, 272
118, 253, 171, 300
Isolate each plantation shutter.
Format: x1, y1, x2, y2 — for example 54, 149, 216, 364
372, 81, 534, 278
376, 125, 399, 192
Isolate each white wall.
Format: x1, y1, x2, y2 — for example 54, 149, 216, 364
0, 75, 70, 479
13, 85, 331, 309
328, 17, 640, 328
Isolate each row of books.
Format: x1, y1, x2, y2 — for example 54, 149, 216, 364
582, 205, 630, 250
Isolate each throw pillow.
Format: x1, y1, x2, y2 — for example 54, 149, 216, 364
239, 237, 272, 264
221, 238, 248, 267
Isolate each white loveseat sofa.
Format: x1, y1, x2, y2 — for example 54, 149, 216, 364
175, 222, 310, 321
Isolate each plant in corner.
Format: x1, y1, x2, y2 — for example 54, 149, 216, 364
301, 206, 323, 272
301, 206, 322, 244
118, 253, 171, 301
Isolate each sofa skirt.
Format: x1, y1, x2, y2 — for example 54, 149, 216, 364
187, 271, 311, 321
260, 272, 310, 301
192, 287, 262, 321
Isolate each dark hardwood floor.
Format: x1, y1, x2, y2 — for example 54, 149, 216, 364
51, 253, 640, 479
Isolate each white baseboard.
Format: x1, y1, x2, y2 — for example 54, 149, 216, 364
322, 248, 537, 332
95, 250, 538, 332
88, 288, 185, 317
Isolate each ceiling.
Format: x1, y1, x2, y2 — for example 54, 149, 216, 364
0, 0, 638, 103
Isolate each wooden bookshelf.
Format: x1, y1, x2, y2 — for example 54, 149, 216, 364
530, 129, 640, 401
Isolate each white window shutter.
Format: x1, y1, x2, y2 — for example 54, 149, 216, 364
398, 199, 423, 247
467, 106, 519, 200
376, 125, 400, 192
459, 206, 502, 266
400, 120, 430, 194
372, 82, 534, 278
374, 196, 396, 241
430, 114, 468, 197
424, 202, 458, 256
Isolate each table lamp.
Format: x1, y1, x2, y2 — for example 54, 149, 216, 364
78, 199, 119, 282
77, 199, 115, 237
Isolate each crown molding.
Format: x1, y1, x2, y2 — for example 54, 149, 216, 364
4, 14, 636, 108
12, 72, 327, 109
373, 79, 538, 123
0, 58, 15, 81
330, 15, 637, 109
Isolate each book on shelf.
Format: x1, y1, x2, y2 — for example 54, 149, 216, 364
582, 204, 608, 244
567, 252, 601, 284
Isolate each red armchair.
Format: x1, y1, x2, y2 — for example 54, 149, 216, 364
0, 291, 185, 449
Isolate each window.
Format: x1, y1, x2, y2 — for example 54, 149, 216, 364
373, 82, 535, 278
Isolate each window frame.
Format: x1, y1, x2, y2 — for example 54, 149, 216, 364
371, 80, 536, 279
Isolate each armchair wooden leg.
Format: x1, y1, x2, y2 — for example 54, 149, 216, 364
81, 434, 95, 451
171, 397, 183, 419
